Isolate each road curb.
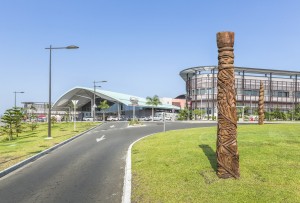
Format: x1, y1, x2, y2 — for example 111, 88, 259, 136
0, 123, 101, 178
122, 133, 155, 203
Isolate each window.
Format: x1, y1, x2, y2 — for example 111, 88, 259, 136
207, 88, 213, 94
198, 88, 212, 95
243, 90, 259, 96
236, 89, 243, 95
273, 90, 289, 97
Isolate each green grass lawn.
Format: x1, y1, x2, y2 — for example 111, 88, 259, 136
0, 122, 99, 171
132, 124, 300, 203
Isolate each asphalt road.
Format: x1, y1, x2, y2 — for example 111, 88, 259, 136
0, 121, 216, 203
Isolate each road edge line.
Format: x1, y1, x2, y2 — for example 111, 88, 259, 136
122, 133, 155, 203
0, 123, 101, 178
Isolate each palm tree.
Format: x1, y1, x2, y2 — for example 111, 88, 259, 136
146, 95, 162, 121
98, 100, 110, 121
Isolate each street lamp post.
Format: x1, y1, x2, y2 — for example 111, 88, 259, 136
45, 45, 79, 138
93, 80, 107, 120
72, 100, 79, 131
13, 91, 24, 108
130, 97, 139, 120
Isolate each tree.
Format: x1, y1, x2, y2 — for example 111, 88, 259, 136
243, 106, 250, 116
271, 108, 287, 120
1, 108, 25, 140
293, 104, 300, 120
29, 115, 38, 131
177, 108, 194, 120
146, 95, 162, 121
51, 116, 57, 126
13, 108, 25, 137
177, 108, 188, 120
27, 104, 37, 122
264, 111, 274, 121
1, 109, 15, 140
193, 109, 205, 120
98, 100, 110, 121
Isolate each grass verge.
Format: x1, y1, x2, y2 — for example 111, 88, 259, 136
0, 122, 99, 171
132, 124, 300, 203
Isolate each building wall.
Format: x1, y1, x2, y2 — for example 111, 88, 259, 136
23, 102, 70, 121
160, 97, 173, 105
185, 71, 299, 115
172, 99, 186, 109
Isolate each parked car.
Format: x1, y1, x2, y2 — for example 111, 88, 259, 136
83, 117, 94, 121
138, 117, 151, 121
107, 116, 119, 121
165, 117, 171, 121
37, 118, 46, 122
153, 116, 162, 121
119, 116, 128, 121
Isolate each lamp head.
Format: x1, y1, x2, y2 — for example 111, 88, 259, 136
66, 45, 79, 49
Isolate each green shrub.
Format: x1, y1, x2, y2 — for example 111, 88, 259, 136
129, 119, 141, 126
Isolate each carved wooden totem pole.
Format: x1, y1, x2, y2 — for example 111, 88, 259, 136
258, 81, 265, 125
216, 32, 240, 179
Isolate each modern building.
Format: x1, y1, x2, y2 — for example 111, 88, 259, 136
22, 102, 49, 121
180, 66, 300, 119
22, 102, 68, 121
171, 95, 186, 109
52, 87, 180, 120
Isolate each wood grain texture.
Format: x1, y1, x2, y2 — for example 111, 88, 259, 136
258, 81, 265, 125
216, 32, 240, 179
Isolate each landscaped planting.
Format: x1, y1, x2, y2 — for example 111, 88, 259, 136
0, 122, 99, 171
132, 124, 300, 202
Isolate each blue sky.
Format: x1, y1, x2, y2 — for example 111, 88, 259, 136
1, 0, 300, 114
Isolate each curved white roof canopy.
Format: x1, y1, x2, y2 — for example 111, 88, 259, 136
52, 87, 180, 110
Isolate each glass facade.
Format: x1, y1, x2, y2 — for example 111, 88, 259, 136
180, 66, 300, 117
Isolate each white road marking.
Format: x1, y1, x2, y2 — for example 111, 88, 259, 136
110, 125, 115, 128
122, 133, 156, 203
96, 135, 106, 142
